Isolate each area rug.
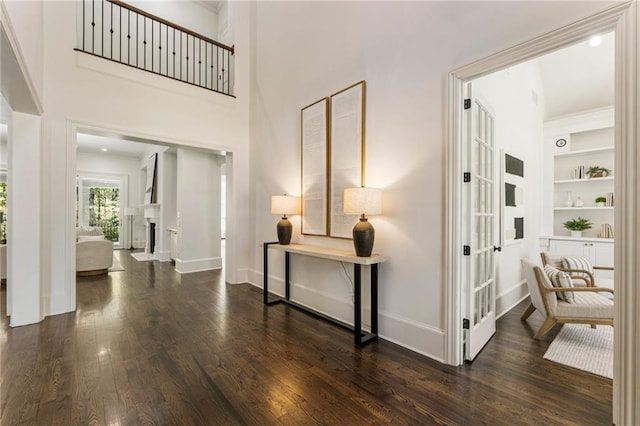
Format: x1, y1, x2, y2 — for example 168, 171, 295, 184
108, 254, 125, 272
543, 324, 613, 379
131, 252, 155, 262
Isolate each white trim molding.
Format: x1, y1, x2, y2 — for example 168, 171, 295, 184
445, 2, 637, 424
174, 256, 222, 274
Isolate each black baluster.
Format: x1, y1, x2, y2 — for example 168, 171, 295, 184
110, 2, 113, 59
119, 6, 122, 62
192, 35, 195, 83
216, 46, 219, 92
186, 35, 189, 83
82, 0, 85, 50
205, 42, 207, 88
143, 16, 146, 70
173, 28, 176, 78
91, 0, 95, 53
101, 0, 104, 55
136, 12, 138, 67
166, 23, 168, 76
151, 18, 154, 72
127, 9, 130, 64
198, 38, 201, 86
180, 32, 183, 81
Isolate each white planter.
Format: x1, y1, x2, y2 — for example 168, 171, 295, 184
570, 230, 583, 238
596, 202, 606, 207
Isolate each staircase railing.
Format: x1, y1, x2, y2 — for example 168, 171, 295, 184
75, 0, 234, 96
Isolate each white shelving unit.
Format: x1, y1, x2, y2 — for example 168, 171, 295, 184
544, 107, 615, 240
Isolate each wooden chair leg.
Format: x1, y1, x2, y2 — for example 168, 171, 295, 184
534, 318, 557, 340
521, 303, 536, 321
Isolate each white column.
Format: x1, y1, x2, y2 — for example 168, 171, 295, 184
8, 112, 42, 326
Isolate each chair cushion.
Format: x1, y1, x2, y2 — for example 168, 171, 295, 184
542, 252, 564, 269
555, 292, 613, 319
543, 264, 575, 303
562, 256, 594, 275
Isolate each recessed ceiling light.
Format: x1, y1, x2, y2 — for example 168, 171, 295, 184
589, 35, 603, 47
101, 148, 108, 152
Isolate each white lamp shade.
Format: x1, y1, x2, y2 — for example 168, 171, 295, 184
125, 207, 137, 216
343, 187, 382, 215
271, 195, 300, 215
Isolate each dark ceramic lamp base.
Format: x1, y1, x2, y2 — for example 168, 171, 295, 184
277, 217, 293, 245
352, 216, 375, 257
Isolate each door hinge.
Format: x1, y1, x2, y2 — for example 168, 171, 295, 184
463, 172, 471, 183
463, 245, 471, 256
464, 99, 471, 109
463, 318, 470, 329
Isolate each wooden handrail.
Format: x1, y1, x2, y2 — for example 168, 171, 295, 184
109, 0, 234, 54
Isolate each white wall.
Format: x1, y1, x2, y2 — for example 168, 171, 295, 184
1, 0, 44, 101
472, 61, 546, 317
128, 1, 219, 41
0, 123, 7, 168
175, 148, 223, 273
159, 150, 177, 260
249, 0, 617, 360
38, 0, 251, 318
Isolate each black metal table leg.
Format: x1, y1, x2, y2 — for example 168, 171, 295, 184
371, 263, 378, 336
354, 264, 362, 346
263, 243, 269, 305
285, 252, 290, 300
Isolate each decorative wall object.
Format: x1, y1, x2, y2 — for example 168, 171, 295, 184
501, 151, 525, 245
144, 153, 157, 205
329, 81, 366, 238
301, 98, 329, 235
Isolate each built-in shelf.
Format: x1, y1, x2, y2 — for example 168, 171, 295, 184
554, 206, 614, 211
554, 146, 614, 157
554, 177, 614, 184
541, 235, 614, 243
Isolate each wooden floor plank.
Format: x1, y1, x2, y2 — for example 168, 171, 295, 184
0, 250, 612, 424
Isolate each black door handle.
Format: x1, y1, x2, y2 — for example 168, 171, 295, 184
493, 246, 502, 252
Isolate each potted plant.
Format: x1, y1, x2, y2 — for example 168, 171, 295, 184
586, 166, 611, 178
595, 196, 607, 207
562, 217, 592, 238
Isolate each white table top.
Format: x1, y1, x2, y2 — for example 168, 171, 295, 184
267, 243, 387, 265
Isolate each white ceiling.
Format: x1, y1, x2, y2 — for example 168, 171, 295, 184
537, 31, 614, 119
77, 133, 158, 158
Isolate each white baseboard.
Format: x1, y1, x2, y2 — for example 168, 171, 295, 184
248, 269, 446, 362
175, 256, 222, 274
234, 268, 249, 284
496, 279, 529, 319
155, 250, 171, 262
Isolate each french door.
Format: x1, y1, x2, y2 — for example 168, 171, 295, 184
464, 84, 497, 361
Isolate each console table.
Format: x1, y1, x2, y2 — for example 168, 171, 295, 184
263, 242, 387, 346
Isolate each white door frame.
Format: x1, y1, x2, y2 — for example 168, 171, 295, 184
444, 2, 638, 424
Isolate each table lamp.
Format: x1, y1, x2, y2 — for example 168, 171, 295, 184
344, 187, 382, 257
271, 195, 300, 245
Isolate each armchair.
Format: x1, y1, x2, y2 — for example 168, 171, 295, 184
521, 258, 613, 339
540, 251, 613, 288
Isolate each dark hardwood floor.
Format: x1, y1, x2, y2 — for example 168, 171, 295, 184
1, 251, 612, 425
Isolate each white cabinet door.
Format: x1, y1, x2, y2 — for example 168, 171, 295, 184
592, 242, 614, 280
548, 240, 588, 257
548, 239, 614, 280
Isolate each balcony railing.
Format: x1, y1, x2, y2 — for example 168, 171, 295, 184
75, 0, 234, 96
